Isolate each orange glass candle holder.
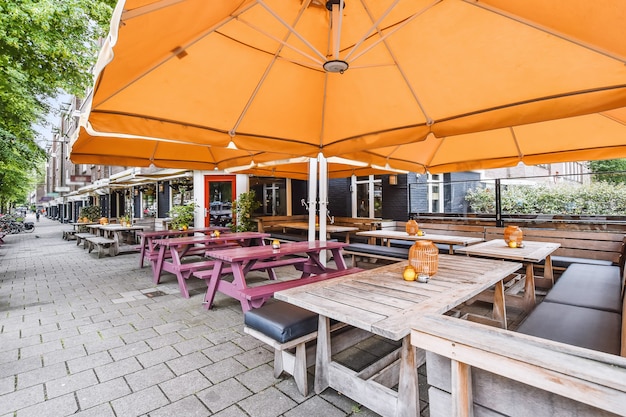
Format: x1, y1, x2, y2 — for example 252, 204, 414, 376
409, 240, 439, 276
503, 225, 523, 246
405, 219, 419, 236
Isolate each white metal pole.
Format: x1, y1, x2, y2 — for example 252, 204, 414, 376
307, 158, 317, 242
318, 153, 328, 265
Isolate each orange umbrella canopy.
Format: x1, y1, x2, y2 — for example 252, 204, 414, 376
73, 0, 626, 165
70, 127, 300, 170
343, 107, 626, 174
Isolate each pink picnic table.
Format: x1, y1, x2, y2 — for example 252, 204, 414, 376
137, 226, 229, 268
151, 232, 269, 298
202, 240, 349, 312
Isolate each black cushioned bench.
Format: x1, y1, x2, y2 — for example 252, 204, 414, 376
517, 263, 624, 355
243, 301, 329, 396
244, 300, 370, 396
343, 243, 409, 265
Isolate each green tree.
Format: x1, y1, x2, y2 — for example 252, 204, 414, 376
0, 0, 116, 210
231, 191, 261, 232
588, 159, 626, 184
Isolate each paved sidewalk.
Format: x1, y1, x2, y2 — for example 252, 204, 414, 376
1, 216, 422, 417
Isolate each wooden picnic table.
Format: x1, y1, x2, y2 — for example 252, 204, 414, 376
202, 240, 349, 312
275, 221, 359, 243
275, 256, 522, 417
455, 239, 561, 311
137, 226, 230, 268
356, 229, 484, 254
151, 232, 269, 298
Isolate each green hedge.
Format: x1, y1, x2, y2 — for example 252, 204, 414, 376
465, 181, 626, 215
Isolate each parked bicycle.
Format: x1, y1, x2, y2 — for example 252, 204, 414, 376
0, 215, 35, 234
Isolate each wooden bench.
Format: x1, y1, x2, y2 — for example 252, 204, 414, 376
243, 293, 369, 396
75, 232, 94, 248
63, 230, 77, 240
343, 243, 409, 266
85, 237, 116, 258
516, 262, 624, 355
410, 314, 626, 417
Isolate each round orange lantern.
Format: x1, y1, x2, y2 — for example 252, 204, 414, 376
409, 240, 439, 276
405, 219, 419, 236
503, 226, 523, 247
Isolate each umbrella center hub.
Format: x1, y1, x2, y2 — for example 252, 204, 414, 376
323, 60, 349, 73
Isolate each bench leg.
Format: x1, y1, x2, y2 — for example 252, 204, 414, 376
293, 343, 308, 396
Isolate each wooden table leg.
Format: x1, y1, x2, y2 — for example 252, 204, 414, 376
523, 263, 537, 311
492, 280, 507, 329
543, 255, 554, 287
397, 335, 419, 417
314, 316, 331, 394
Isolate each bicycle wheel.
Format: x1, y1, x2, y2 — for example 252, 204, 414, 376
24, 224, 35, 233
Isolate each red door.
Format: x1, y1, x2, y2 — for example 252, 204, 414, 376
204, 175, 236, 227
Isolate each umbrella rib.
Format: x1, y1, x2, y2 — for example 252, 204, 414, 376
94, 2, 259, 109
509, 127, 524, 159
230, 0, 324, 137
355, 0, 439, 126
466, 0, 626, 64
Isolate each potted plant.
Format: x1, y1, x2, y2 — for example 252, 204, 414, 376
231, 191, 261, 232
119, 215, 131, 227
168, 203, 196, 230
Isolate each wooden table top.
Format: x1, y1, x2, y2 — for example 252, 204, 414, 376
206, 240, 348, 262
152, 232, 268, 247
455, 239, 561, 263
138, 226, 229, 238
275, 255, 521, 340
356, 229, 483, 246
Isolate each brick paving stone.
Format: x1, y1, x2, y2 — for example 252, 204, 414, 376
197, 377, 252, 413
66, 351, 113, 374
95, 357, 143, 382
72, 403, 116, 417
108, 340, 151, 361
148, 395, 212, 417
202, 341, 245, 362
283, 396, 348, 417
237, 386, 298, 417
212, 404, 251, 417
234, 346, 274, 369
124, 363, 175, 392
172, 335, 214, 355
159, 370, 212, 402
136, 345, 180, 368
166, 351, 212, 376
110, 385, 170, 416
200, 357, 247, 384
0, 355, 42, 379
76, 377, 131, 409
15, 392, 79, 417
0, 375, 15, 396
144, 331, 185, 349
235, 364, 277, 393
0, 384, 44, 414
45, 370, 98, 398
16, 361, 67, 390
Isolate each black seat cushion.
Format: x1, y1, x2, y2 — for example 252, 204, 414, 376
344, 243, 409, 258
244, 301, 318, 343
517, 302, 621, 355
544, 263, 622, 313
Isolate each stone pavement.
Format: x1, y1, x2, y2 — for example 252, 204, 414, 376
0, 216, 429, 417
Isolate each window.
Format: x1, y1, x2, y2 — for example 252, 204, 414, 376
352, 175, 382, 218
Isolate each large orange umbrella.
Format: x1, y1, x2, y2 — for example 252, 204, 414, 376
73, 0, 626, 161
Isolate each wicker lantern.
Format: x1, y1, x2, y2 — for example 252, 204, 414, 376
405, 219, 419, 236
409, 240, 439, 276
503, 225, 524, 246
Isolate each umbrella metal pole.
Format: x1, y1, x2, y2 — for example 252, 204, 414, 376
318, 154, 328, 266
495, 178, 503, 227
308, 158, 318, 242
